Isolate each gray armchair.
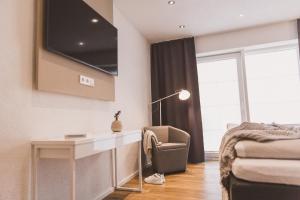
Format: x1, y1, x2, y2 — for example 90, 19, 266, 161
144, 126, 190, 174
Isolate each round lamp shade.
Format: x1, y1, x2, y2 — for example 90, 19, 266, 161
179, 89, 191, 100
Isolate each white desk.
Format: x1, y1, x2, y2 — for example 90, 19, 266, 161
31, 130, 142, 200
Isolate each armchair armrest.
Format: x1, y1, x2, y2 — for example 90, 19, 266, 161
151, 137, 162, 152
169, 126, 190, 144
144, 126, 169, 143
156, 143, 187, 151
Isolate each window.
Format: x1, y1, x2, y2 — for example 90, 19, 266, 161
245, 47, 300, 124
197, 54, 242, 152
197, 42, 300, 152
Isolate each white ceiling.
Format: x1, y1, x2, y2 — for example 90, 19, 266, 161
114, 0, 300, 43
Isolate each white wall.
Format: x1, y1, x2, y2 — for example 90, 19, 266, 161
195, 20, 298, 54
0, 1, 151, 200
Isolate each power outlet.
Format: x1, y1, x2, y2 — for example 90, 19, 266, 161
79, 75, 95, 87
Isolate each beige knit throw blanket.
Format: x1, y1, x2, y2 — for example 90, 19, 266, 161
143, 130, 161, 166
219, 122, 300, 200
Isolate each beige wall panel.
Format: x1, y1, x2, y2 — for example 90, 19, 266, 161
36, 0, 115, 101
84, 0, 113, 24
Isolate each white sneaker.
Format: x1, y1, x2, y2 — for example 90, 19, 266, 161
144, 173, 165, 185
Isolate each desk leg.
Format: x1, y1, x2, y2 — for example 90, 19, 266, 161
112, 148, 117, 187
32, 146, 39, 200
115, 141, 142, 192
70, 151, 76, 200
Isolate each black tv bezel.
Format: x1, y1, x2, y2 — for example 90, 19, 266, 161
43, 0, 118, 76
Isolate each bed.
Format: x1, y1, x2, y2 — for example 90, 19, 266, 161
228, 139, 300, 200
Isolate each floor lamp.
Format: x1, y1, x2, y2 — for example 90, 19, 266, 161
151, 89, 191, 125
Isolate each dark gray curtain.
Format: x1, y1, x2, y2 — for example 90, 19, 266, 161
298, 19, 300, 53
151, 37, 205, 163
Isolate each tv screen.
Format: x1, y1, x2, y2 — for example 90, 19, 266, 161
44, 0, 118, 76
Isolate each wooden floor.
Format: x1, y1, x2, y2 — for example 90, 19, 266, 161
105, 162, 221, 200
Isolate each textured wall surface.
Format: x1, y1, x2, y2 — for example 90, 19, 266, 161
0, 0, 151, 199
195, 20, 298, 54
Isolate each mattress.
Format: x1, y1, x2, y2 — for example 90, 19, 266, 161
235, 139, 300, 159
232, 158, 300, 186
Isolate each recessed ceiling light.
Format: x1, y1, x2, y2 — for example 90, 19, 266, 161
179, 25, 185, 29
239, 14, 244, 17
78, 41, 85, 46
91, 18, 99, 23
168, 1, 175, 5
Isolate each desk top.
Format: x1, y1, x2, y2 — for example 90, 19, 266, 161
31, 130, 142, 145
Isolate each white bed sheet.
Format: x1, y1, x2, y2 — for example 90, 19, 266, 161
235, 139, 300, 159
232, 158, 300, 186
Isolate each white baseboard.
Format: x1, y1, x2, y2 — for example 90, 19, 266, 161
94, 170, 139, 200
118, 170, 139, 186
95, 187, 115, 200
205, 151, 219, 161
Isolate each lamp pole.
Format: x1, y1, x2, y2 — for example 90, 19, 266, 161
159, 100, 162, 125
151, 90, 190, 126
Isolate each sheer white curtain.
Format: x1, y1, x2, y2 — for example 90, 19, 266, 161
197, 55, 242, 152
245, 47, 300, 124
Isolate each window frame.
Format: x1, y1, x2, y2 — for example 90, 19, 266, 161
197, 52, 249, 122
197, 40, 299, 123
196, 40, 300, 154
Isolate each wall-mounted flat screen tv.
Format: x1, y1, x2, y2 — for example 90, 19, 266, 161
44, 0, 118, 76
